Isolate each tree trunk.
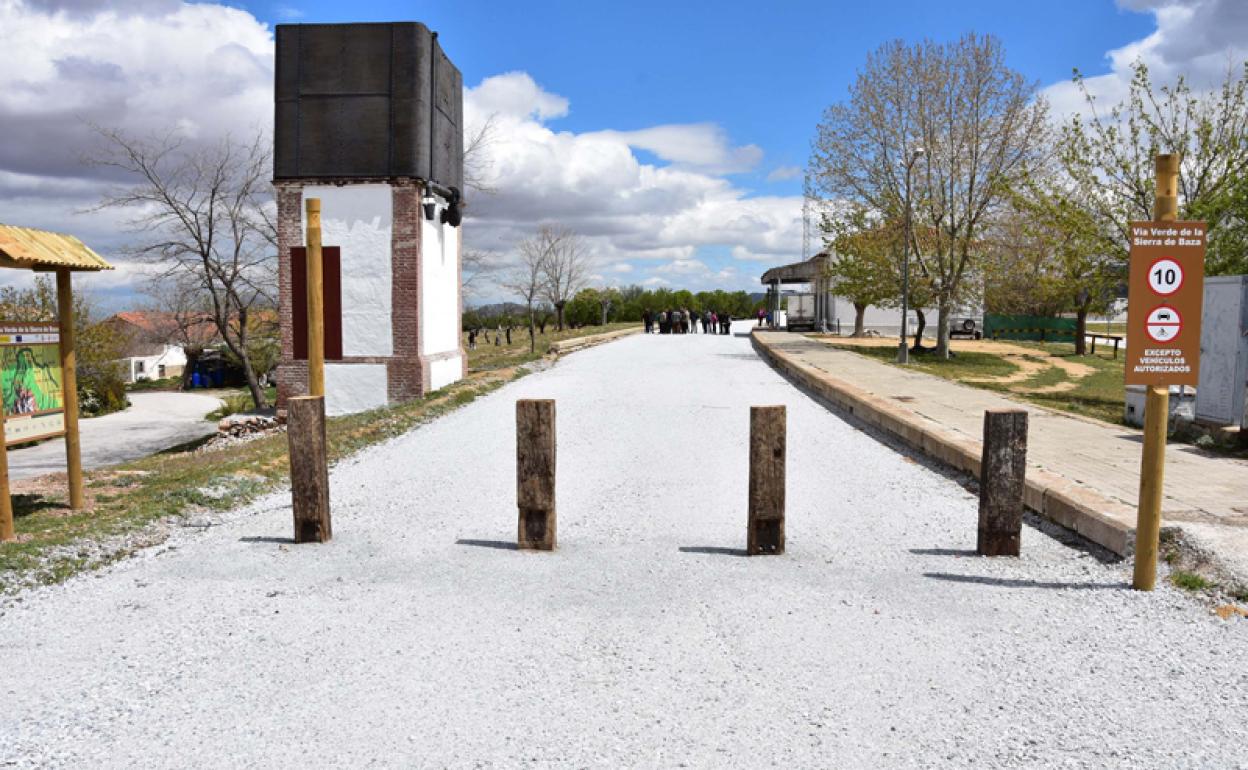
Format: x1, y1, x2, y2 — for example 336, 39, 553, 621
853, 302, 867, 337
1075, 307, 1088, 355
934, 302, 952, 359
555, 302, 566, 331
527, 305, 537, 353
600, 303, 609, 326
912, 309, 927, 351
180, 346, 201, 390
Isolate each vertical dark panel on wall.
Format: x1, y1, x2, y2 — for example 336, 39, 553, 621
290, 246, 343, 361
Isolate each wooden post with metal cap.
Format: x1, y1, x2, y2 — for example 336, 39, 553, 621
57, 267, 85, 510
288, 197, 331, 543
1132, 153, 1179, 591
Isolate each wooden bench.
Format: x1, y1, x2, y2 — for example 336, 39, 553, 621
1087, 333, 1123, 358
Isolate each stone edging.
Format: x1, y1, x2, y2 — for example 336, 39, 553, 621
750, 332, 1136, 556
549, 327, 642, 354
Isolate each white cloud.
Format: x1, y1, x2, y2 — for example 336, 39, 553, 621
462, 73, 802, 299
0, 0, 273, 283
765, 165, 802, 182
468, 71, 570, 123
609, 262, 634, 273
1044, 0, 1248, 117
655, 258, 710, 275
0, 2, 801, 307
587, 124, 763, 174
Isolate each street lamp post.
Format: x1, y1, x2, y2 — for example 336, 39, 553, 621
897, 146, 924, 364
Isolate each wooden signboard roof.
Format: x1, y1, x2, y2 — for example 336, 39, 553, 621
0, 224, 113, 272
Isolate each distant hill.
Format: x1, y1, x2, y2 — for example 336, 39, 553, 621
467, 301, 529, 317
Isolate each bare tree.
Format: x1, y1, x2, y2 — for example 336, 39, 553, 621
536, 225, 592, 331
462, 249, 503, 301
142, 274, 218, 390
504, 234, 548, 353
463, 113, 499, 196
89, 128, 276, 407
810, 34, 1048, 357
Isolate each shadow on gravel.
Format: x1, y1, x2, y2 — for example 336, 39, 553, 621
239, 535, 295, 544
679, 546, 748, 557
910, 548, 978, 557
924, 572, 1126, 591
456, 539, 518, 551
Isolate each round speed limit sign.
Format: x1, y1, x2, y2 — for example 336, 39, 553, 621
1148, 258, 1184, 296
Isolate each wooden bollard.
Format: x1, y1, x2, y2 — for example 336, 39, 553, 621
516, 399, 556, 550
977, 409, 1028, 556
288, 395, 331, 543
747, 405, 786, 555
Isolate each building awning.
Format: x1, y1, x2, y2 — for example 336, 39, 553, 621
760, 252, 830, 285
0, 224, 114, 272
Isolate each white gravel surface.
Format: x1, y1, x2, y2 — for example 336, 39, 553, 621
1, 323, 1244, 768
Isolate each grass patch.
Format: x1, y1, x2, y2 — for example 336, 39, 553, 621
1, 369, 518, 592
126, 376, 181, 392
1170, 571, 1211, 591
203, 385, 279, 421
825, 340, 1127, 425
1010, 343, 1126, 424
828, 344, 1022, 380
465, 322, 635, 372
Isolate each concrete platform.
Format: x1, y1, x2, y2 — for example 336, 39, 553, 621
751, 331, 1248, 583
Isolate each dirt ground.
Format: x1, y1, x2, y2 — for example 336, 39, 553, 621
809, 335, 1094, 393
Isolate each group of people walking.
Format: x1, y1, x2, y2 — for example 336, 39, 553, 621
642, 309, 733, 335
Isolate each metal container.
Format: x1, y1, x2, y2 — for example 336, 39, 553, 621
1195, 275, 1248, 428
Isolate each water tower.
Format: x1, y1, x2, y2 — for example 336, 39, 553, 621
273, 22, 465, 415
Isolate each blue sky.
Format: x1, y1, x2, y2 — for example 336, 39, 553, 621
0, 0, 1237, 307
241, 0, 1154, 196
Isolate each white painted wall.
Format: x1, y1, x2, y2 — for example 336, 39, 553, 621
324, 363, 388, 417
429, 357, 462, 391
420, 215, 460, 358
302, 184, 394, 357
124, 345, 188, 383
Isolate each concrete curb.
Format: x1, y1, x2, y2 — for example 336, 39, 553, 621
751, 332, 1136, 556
549, 327, 642, 355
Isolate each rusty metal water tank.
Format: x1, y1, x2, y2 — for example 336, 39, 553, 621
274, 22, 463, 191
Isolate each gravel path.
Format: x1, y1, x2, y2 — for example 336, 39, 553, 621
7, 392, 221, 480
1, 323, 1244, 768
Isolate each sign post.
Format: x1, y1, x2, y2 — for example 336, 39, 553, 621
1124, 154, 1205, 590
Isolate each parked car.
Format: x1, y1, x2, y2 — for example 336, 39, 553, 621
949, 316, 983, 340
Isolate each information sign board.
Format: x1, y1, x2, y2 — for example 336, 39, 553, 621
1125, 222, 1205, 386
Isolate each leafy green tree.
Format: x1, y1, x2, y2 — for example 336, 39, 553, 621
811, 33, 1048, 357
1058, 60, 1248, 275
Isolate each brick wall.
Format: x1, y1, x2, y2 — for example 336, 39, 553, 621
275, 181, 305, 408
388, 181, 426, 400
275, 177, 464, 409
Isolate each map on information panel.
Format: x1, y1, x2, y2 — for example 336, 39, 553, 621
0, 323, 65, 445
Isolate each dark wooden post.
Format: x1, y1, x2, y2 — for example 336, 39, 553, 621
516, 399, 557, 550
977, 409, 1028, 556
289, 395, 331, 543
747, 405, 786, 555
